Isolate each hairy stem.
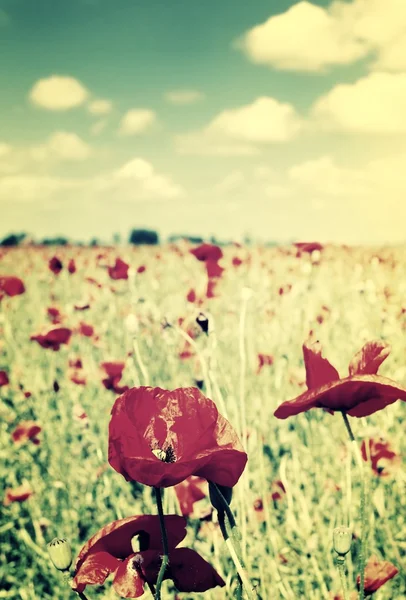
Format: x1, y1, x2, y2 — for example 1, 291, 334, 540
154, 487, 169, 600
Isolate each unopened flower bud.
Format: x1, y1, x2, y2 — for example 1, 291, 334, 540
47, 538, 72, 571
333, 527, 352, 557
209, 482, 233, 514
196, 312, 209, 334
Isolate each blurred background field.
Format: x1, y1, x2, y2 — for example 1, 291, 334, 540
0, 243, 405, 600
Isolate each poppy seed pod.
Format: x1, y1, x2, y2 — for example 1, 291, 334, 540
333, 527, 352, 557
47, 538, 72, 571
209, 482, 233, 514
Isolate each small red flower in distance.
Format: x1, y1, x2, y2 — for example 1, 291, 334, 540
274, 339, 406, 419
361, 438, 400, 477
0, 370, 9, 386
78, 322, 94, 337
72, 514, 225, 597
0, 276, 25, 297
108, 386, 247, 488
357, 556, 398, 594
108, 258, 129, 280
3, 483, 34, 506
31, 327, 72, 351
257, 353, 274, 374
11, 421, 41, 445
49, 256, 63, 274
190, 243, 223, 263
101, 362, 129, 394
47, 307, 63, 324
67, 258, 76, 274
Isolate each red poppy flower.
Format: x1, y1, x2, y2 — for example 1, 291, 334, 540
108, 386, 247, 488
49, 256, 63, 274
69, 357, 83, 369
257, 353, 274, 374
67, 258, 76, 274
174, 476, 208, 516
31, 327, 72, 351
0, 276, 25, 297
74, 301, 91, 311
78, 322, 94, 337
361, 438, 400, 477
3, 483, 34, 506
294, 242, 323, 255
271, 480, 286, 502
108, 258, 129, 281
205, 260, 224, 279
205, 279, 218, 299
137, 265, 146, 274
0, 370, 9, 387
70, 370, 87, 386
232, 257, 243, 267
101, 362, 129, 394
190, 244, 223, 263
186, 288, 197, 303
274, 340, 406, 419
357, 556, 398, 594
47, 307, 63, 324
11, 421, 41, 445
72, 514, 224, 597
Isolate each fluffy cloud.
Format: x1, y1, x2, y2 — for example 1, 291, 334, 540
32, 132, 92, 161
164, 90, 205, 105
118, 109, 156, 135
237, 1, 365, 72
0, 157, 183, 204
236, 0, 406, 73
175, 96, 301, 155
312, 72, 406, 133
113, 157, 183, 199
29, 76, 89, 110
87, 99, 113, 115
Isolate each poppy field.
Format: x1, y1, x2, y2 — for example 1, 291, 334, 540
0, 242, 405, 600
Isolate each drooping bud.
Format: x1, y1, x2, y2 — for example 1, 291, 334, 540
209, 482, 233, 514
196, 312, 209, 334
333, 527, 352, 557
47, 538, 72, 571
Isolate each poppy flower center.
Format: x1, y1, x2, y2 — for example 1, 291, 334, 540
151, 445, 177, 463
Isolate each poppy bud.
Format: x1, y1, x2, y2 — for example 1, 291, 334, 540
209, 482, 232, 514
333, 527, 352, 557
196, 312, 209, 334
47, 538, 72, 571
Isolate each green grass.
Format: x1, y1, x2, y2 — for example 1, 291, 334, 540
0, 244, 405, 600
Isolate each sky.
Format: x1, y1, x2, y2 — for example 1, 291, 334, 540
1, 0, 406, 244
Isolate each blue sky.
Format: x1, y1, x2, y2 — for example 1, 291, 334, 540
1, 0, 405, 243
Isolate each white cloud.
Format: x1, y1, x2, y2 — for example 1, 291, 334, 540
111, 157, 184, 199
208, 97, 302, 143
29, 76, 89, 110
236, 1, 366, 72
175, 96, 301, 156
289, 155, 368, 195
164, 90, 205, 105
118, 109, 156, 136
236, 0, 406, 73
0, 157, 184, 205
32, 132, 92, 162
87, 99, 113, 115
312, 72, 406, 133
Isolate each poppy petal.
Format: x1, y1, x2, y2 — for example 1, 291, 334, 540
302, 341, 339, 390
72, 552, 120, 592
274, 375, 406, 419
112, 555, 145, 598
348, 341, 391, 376
169, 548, 226, 592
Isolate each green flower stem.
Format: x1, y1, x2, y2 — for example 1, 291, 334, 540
217, 513, 256, 600
76, 593, 89, 600
340, 412, 366, 600
154, 487, 169, 600
337, 560, 350, 600
210, 484, 256, 599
